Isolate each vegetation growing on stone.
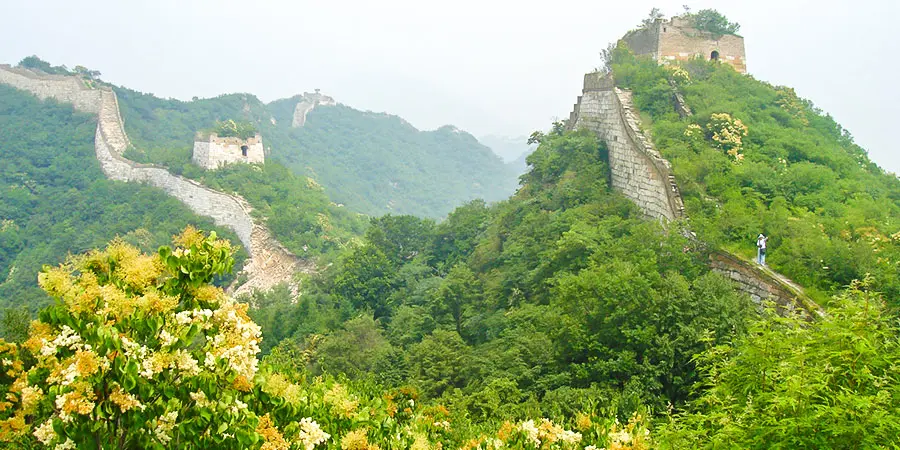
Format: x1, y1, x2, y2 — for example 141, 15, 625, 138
206, 119, 258, 139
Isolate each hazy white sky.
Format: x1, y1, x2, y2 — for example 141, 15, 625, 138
1, 0, 898, 172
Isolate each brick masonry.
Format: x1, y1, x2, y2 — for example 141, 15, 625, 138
0, 66, 306, 297
622, 16, 747, 74
192, 133, 265, 170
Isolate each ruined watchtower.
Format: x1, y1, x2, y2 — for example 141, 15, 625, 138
192, 133, 264, 170
622, 16, 746, 73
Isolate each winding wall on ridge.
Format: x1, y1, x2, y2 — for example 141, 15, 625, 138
0, 65, 304, 297
567, 71, 820, 318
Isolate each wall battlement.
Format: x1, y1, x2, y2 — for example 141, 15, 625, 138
568, 72, 684, 221
0, 65, 304, 297
622, 16, 747, 73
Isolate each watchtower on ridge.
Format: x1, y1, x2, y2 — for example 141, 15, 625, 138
622, 15, 746, 73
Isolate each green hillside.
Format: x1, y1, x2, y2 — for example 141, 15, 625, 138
608, 45, 900, 301
2, 18, 900, 448
117, 89, 518, 219
0, 84, 245, 316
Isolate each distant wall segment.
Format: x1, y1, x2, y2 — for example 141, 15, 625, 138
0, 66, 302, 297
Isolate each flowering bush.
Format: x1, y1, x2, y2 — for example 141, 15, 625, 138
0, 228, 329, 449
665, 66, 691, 85
705, 113, 748, 162
0, 228, 662, 449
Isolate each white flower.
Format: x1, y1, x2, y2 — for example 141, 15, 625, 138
34, 419, 56, 445
296, 417, 330, 450
159, 330, 176, 348
54, 438, 76, 450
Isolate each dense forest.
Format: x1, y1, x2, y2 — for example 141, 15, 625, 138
0, 84, 244, 318
116, 88, 519, 219
1, 10, 899, 447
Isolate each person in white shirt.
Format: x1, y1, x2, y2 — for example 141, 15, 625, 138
757, 234, 769, 265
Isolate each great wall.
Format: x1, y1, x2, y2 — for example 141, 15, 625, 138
0, 65, 305, 298
567, 71, 822, 318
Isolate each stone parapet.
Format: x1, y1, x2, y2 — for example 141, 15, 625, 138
568, 72, 683, 221
709, 251, 823, 319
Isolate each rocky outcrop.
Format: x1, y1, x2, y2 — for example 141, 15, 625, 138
567, 71, 819, 316
291, 91, 335, 127
0, 65, 304, 297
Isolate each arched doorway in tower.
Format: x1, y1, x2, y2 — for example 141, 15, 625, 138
241, 145, 249, 157
710, 50, 720, 61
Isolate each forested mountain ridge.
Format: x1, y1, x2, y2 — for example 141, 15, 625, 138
119, 88, 519, 219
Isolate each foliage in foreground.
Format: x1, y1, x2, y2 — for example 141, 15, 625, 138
659, 278, 900, 448
0, 229, 658, 449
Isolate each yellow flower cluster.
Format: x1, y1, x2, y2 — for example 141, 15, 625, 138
324, 383, 360, 419
683, 123, 702, 138
665, 65, 691, 85
706, 113, 748, 162
257, 413, 290, 450
604, 414, 652, 450
340, 428, 381, 450
109, 386, 144, 413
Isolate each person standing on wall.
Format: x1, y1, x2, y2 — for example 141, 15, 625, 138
757, 233, 769, 265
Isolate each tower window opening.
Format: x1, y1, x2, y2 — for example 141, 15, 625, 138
241, 145, 249, 157
710, 50, 720, 61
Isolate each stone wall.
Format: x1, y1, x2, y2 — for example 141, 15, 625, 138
192, 133, 265, 169
292, 91, 336, 127
0, 65, 302, 297
621, 17, 747, 74
709, 251, 822, 319
0, 65, 102, 113
568, 72, 684, 221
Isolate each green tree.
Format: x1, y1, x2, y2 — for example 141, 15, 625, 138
690, 9, 740, 36
660, 278, 900, 448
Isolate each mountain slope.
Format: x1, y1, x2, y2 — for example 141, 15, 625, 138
116, 89, 519, 219
0, 83, 245, 311
608, 47, 900, 301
